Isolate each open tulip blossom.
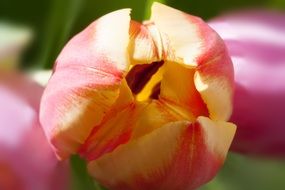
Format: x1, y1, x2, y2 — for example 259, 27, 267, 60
209, 10, 285, 157
40, 3, 236, 190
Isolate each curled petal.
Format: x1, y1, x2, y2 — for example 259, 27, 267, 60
79, 81, 135, 161
88, 117, 236, 190
151, 2, 205, 66
194, 52, 234, 121
150, 2, 234, 120
129, 21, 159, 64
40, 9, 132, 159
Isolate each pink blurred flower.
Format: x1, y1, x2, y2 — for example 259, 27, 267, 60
209, 10, 285, 157
0, 72, 69, 190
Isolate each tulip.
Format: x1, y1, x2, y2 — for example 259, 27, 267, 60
0, 72, 69, 190
209, 11, 285, 157
40, 2, 236, 190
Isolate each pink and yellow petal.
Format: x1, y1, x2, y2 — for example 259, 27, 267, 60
194, 26, 234, 121
129, 21, 159, 65
55, 9, 131, 73
79, 101, 136, 161
80, 99, 181, 161
150, 3, 234, 120
87, 117, 236, 190
40, 9, 132, 159
77, 80, 134, 161
194, 61, 234, 121
40, 70, 121, 159
150, 2, 208, 66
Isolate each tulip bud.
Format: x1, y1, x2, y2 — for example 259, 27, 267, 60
209, 10, 285, 156
0, 72, 69, 190
40, 2, 236, 190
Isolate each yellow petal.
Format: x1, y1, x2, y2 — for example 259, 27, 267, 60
131, 100, 182, 139
197, 116, 236, 158
160, 61, 208, 118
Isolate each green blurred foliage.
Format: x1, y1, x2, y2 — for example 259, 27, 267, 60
201, 153, 285, 190
1, 0, 284, 69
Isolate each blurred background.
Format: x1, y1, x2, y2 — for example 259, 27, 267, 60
1, 0, 285, 190
1, 0, 284, 70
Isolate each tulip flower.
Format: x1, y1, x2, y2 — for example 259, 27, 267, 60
209, 11, 285, 157
40, 2, 236, 190
0, 72, 69, 190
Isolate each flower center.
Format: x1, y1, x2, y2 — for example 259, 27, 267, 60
126, 61, 164, 100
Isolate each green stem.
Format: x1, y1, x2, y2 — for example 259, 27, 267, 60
70, 155, 105, 190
